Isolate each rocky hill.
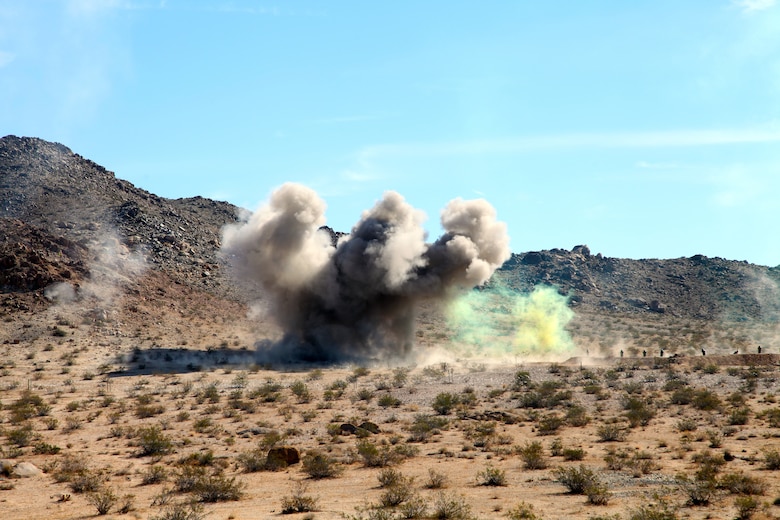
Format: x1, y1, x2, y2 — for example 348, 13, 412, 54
2, 135, 779, 357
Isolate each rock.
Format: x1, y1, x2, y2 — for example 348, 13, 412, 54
267, 446, 300, 466
12, 462, 42, 478
339, 423, 358, 435
0, 459, 13, 477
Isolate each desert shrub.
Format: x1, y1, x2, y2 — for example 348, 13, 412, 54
565, 405, 590, 427
377, 467, 404, 488
734, 495, 761, 520
719, 472, 768, 495
586, 480, 611, 505
236, 448, 267, 473
518, 381, 571, 409
596, 423, 627, 442
53, 454, 90, 482
760, 407, 780, 427
729, 407, 751, 425
706, 429, 723, 448
517, 441, 547, 470
764, 449, 780, 470
505, 502, 542, 520
148, 502, 206, 520
356, 439, 403, 468
70, 471, 105, 493
408, 414, 449, 442
424, 468, 448, 489
33, 442, 61, 455
603, 447, 632, 471
249, 380, 283, 402
629, 499, 679, 520
6, 424, 34, 447
87, 487, 117, 515
692, 389, 722, 411
476, 464, 506, 486
562, 447, 586, 461
669, 386, 695, 405
281, 481, 318, 514
430, 491, 473, 520
378, 394, 402, 408
192, 473, 245, 502
554, 464, 601, 495
302, 450, 341, 479
622, 397, 655, 427
174, 466, 207, 493
536, 414, 565, 435
141, 465, 168, 485
9, 391, 50, 421
137, 425, 173, 456
379, 474, 416, 507
677, 468, 718, 506
432, 392, 460, 415
676, 418, 698, 432
198, 383, 220, 404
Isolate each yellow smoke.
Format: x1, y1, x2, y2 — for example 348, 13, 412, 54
446, 283, 575, 358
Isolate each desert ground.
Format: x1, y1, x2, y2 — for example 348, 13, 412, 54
3, 272, 780, 520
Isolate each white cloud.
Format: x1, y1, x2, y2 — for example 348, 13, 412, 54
733, 0, 776, 13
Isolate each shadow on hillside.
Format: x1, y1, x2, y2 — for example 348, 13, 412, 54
108, 346, 320, 377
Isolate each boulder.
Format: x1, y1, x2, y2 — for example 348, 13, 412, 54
359, 421, 380, 434
12, 462, 42, 478
266, 446, 300, 467
339, 423, 358, 435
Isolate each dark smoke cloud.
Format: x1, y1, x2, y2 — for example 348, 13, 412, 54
221, 183, 510, 363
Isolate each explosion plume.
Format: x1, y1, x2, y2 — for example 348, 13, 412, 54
221, 183, 510, 363
446, 283, 575, 359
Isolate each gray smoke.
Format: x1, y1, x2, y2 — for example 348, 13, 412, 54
221, 183, 510, 363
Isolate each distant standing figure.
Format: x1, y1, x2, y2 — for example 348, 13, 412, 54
701, 349, 706, 356
758, 345, 762, 354
643, 350, 647, 357
620, 350, 623, 358
660, 350, 664, 357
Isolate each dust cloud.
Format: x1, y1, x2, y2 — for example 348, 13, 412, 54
221, 183, 511, 363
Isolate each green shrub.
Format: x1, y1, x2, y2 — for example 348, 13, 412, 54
136, 425, 173, 457
280, 481, 318, 514
430, 491, 473, 520
554, 464, 600, 494
192, 473, 245, 502
476, 464, 506, 486
302, 450, 341, 479
87, 487, 117, 515
517, 441, 547, 470
432, 392, 460, 415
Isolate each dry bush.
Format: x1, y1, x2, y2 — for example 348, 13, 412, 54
476, 464, 506, 486
86, 487, 117, 515
517, 441, 547, 470
280, 481, 318, 514
301, 450, 341, 479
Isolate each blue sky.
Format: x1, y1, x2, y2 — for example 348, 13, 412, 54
2, 1, 780, 266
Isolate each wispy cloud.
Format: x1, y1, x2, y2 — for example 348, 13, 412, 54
358, 126, 780, 159
732, 0, 776, 13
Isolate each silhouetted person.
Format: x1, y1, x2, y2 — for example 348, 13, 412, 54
759, 345, 762, 354
660, 350, 664, 357
643, 350, 647, 357
619, 350, 623, 358
701, 348, 706, 356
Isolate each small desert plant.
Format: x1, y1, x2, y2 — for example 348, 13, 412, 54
554, 464, 601, 495
192, 473, 245, 502
505, 502, 542, 520
536, 413, 565, 435
719, 472, 768, 495
136, 425, 173, 457
432, 392, 460, 415
692, 389, 722, 411
408, 414, 449, 442
596, 423, 627, 442
302, 450, 341, 479
142, 465, 168, 485
622, 397, 655, 427
517, 441, 548, 470
430, 491, 473, 520
379, 474, 416, 507
87, 487, 117, 515
424, 468, 448, 489
377, 467, 404, 488
562, 447, 586, 461
148, 502, 206, 520
281, 480, 318, 514
236, 447, 267, 473
764, 449, 780, 470
378, 394, 402, 408
734, 495, 761, 520
476, 464, 507, 486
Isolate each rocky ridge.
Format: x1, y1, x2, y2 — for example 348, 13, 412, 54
2, 135, 779, 355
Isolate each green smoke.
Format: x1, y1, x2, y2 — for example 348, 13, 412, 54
446, 283, 575, 357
